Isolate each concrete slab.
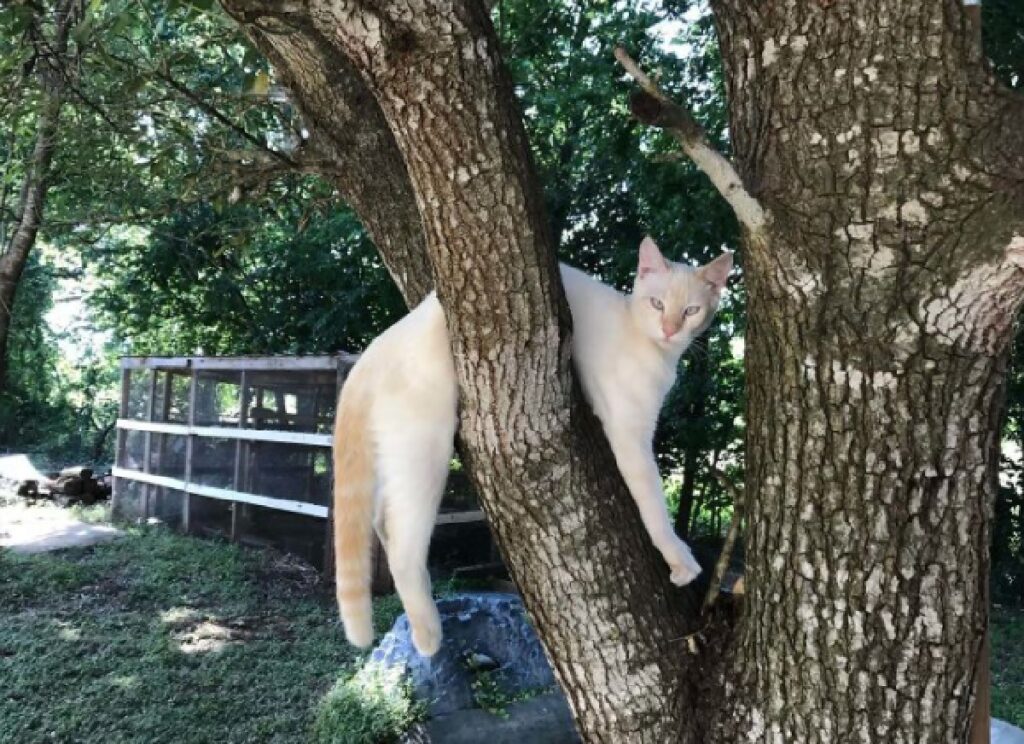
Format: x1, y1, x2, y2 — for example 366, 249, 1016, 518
0, 500, 120, 554
422, 692, 579, 744
994, 718, 1024, 744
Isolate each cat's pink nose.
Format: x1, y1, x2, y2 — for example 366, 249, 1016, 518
662, 323, 681, 339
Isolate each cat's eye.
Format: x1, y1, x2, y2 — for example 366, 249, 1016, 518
684, 305, 702, 317
649, 297, 664, 311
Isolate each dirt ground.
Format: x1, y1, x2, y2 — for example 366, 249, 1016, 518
0, 494, 121, 554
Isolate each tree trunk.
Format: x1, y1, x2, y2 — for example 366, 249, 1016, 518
223, 3, 704, 742
704, 1, 1024, 740
0, 0, 78, 387
225, 0, 1024, 741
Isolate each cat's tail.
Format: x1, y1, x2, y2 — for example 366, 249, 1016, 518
333, 368, 376, 649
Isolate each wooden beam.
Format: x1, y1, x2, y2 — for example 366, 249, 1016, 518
142, 370, 158, 520
112, 467, 330, 518
120, 356, 191, 370
115, 419, 333, 447
435, 509, 486, 525
112, 367, 131, 514
230, 370, 248, 543
182, 368, 197, 534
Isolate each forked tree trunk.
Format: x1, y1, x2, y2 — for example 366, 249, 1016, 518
223, 2, 702, 742
224, 0, 1024, 741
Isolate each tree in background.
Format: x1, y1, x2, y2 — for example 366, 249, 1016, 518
0, 0, 82, 386
0, 0, 320, 460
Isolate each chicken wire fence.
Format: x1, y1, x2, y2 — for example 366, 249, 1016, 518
113, 354, 491, 579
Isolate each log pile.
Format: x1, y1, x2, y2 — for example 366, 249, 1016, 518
12, 464, 111, 506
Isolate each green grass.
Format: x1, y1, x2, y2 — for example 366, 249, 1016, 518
0, 525, 413, 744
1, 523, 1022, 741
994, 605, 1024, 727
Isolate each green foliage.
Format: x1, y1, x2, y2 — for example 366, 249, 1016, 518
469, 668, 550, 718
89, 190, 404, 356
312, 668, 424, 744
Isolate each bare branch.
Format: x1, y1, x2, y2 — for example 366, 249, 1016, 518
702, 469, 744, 614
155, 68, 296, 168
614, 46, 768, 236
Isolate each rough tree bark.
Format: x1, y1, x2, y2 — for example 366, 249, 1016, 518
225, 0, 1024, 741
0, 0, 79, 387
222, 2, 703, 742
696, 2, 1022, 740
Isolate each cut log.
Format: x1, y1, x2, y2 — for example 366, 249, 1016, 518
59, 466, 93, 480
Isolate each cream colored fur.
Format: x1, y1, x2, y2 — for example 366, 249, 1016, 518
334, 237, 732, 655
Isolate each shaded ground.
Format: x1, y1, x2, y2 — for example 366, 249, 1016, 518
0, 524, 404, 744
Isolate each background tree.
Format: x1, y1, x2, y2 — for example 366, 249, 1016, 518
0, 0, 330, 460
0, 0, 82, 386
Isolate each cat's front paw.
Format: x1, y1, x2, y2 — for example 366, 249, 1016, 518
665, 541, 702, 587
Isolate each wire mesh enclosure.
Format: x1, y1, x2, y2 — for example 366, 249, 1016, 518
113, 355, 493, 584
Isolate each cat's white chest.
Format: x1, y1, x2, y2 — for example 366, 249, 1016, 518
577, 346, 675, 436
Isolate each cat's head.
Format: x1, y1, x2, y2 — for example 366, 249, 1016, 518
630, 236, 733, 352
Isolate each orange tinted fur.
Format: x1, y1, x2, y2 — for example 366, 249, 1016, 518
332, 366, 375, 648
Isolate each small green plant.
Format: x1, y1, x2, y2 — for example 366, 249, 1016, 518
468, 667, 551, 718
312, 667, 424, 744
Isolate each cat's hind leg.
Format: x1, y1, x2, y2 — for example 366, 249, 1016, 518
376, 426, 453, 656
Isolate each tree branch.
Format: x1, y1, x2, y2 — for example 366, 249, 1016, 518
155, 67, 296, 168
220, 0, 436, 306
614, 46, 768, 237
702, 469, 743, 614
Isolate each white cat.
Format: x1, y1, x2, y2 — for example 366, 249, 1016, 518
333, 236, 732, 656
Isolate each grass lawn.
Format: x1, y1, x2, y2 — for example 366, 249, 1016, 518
1, 519, 1022, 743
0, 523, 408, 744
994, 604, 1024, 727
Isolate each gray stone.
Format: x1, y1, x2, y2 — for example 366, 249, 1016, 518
369, 593, 555, 716
994, 718, 1024, 744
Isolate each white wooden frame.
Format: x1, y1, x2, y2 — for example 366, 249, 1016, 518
113, 356, 344, 528
112, 467, 329, 518
113, 354, 487, 578
116, 419, 333, 447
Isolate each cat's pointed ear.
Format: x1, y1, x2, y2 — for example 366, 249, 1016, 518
699, 250, 734, 291
638, 236, 669, 278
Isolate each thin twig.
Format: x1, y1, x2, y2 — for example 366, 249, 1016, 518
701, 468, 743, 614
612, 46, 670, 103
